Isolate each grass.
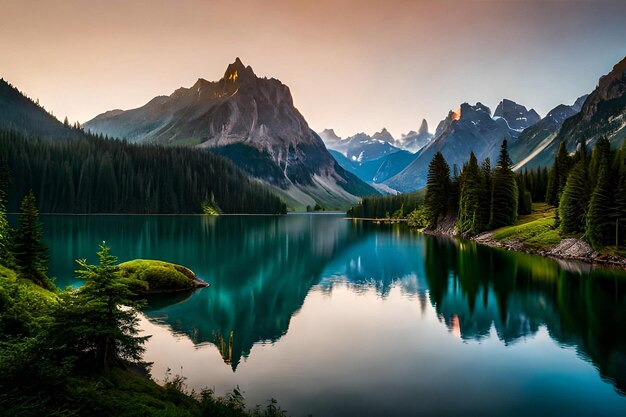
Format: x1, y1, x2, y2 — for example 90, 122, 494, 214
117, 260, 197, 294
491, 203, 561, 249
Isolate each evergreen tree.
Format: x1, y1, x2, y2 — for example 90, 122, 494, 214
490, 139, 518, 229
448, 164, 460, 216
479, 158, 492, 230
546, 142, 572, 205
457, 152, 483, 234
13, 190, 50, 288
586, 163, 614, 248
425, 152, 451, 227
589, 136, 611, 184
516, 173, 532, 215
559, 158, 590, 234
0, 164, 13, 266
614, 144, 626, 245
49, 243, 149, 371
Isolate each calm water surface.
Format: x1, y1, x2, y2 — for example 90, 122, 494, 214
39, 213, 626, 416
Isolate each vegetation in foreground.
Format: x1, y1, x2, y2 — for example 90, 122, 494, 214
0, 181, 287, 416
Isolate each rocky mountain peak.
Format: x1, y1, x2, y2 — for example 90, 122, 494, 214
581, 56, 626, 121
494, 99, 540, 131
372, 128, 395, 143
223, 57, 256, 83
572, 95, 588, 112
418, 119, 429, 135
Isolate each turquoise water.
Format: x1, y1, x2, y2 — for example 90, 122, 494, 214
39, 213, 626, 416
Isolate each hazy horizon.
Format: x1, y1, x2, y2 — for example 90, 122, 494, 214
2, 0, 625, 138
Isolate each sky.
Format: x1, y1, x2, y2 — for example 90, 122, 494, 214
1, 0, 625, 138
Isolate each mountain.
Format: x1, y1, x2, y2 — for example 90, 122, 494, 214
0, 78, 80, 140
85, 58, 378, 210
0, 79, 287, 214
321, 129, 403, 163
386, 100, 537, 192
318, 128, 342, 149
511, 95, 587, 169
493, 99, 541, 131
372, 127, 395, 144
398, 119, 433, 153
517, 56, 626, 169
329, 148, 414, 186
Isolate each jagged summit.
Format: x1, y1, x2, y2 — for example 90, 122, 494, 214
418, 119, 428, 135
494, 99, 540, 131
223, 57, 256, 82
372, 128, 395, 143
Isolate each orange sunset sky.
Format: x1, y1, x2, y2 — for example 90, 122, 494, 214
1, 0, 625, 137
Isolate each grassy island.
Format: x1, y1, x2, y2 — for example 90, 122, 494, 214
117, 259, 208, 294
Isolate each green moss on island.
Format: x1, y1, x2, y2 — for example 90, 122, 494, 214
117, 260, 208, 294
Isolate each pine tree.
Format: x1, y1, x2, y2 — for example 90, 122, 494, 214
425, 152, 451, 227
13, 190, 50, 288
479, 158, 492, 230
516, 173, 532, 215
49, 243, 149, 371
0, 164, 14, 266
546, 142, 572, 205
586, 163, 614, 248
490, 139, 518, 229
457, 152, 482, 234
589, 136, 611, 184
559, 158, 590, 234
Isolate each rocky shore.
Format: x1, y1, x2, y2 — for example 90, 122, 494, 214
424, 225, 626, 270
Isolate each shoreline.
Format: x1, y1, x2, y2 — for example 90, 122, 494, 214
347, 216, 626, 270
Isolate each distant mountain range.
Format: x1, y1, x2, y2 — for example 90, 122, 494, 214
6, 54, 626, 200
318, 123, 433, 189
386, 100, 540, 192
85, 58, 379, 210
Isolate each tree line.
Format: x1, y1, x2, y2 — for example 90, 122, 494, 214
349, 134, 626, 251
553, 138, 626, 248
348, 139, 548, 233
346, 190, 423, 219
0, 129, 286, 214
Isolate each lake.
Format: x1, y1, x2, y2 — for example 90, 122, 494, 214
40, 213, 626, 416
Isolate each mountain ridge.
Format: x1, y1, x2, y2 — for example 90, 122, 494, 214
86, 58, 379, 210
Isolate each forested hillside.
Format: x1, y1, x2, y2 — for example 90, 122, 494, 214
0, 130, 286, 214
0, 79, 82, 140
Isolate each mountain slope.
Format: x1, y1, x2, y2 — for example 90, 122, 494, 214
386, 101, 536, 192
0, 78, 81, 140
518, 56, 626, 168
86, 59, 378, 210
511, 96, 587, 169
329, 148, 414, 185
